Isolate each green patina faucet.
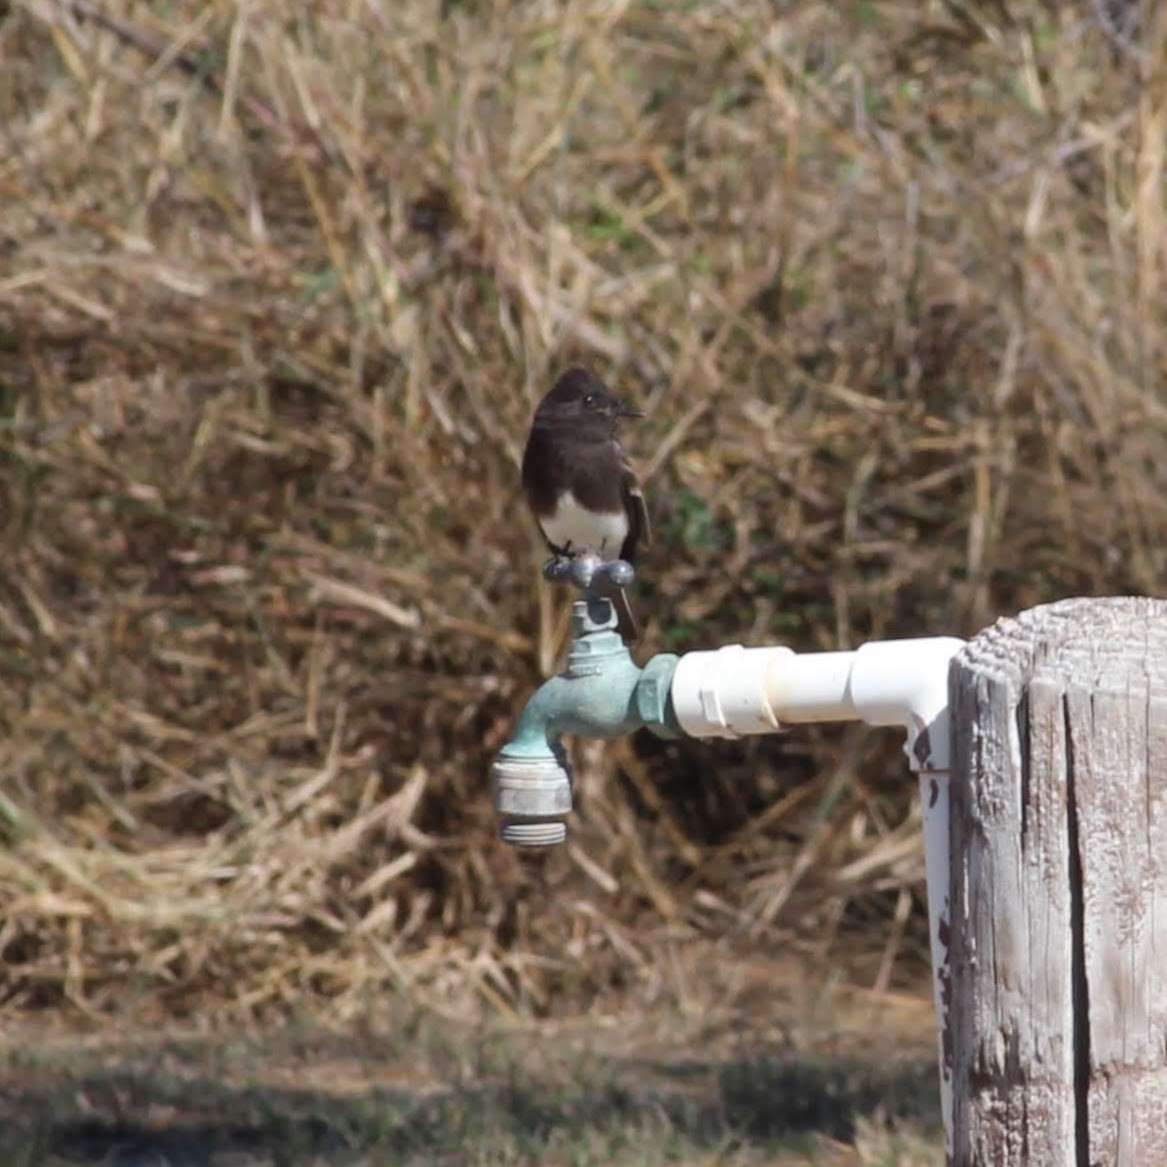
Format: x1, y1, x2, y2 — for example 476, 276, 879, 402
491, 556, 680, 846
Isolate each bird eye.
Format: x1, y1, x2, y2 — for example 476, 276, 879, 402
583, 393, 596, 407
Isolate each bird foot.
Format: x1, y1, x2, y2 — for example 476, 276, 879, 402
543, 552, 635, 592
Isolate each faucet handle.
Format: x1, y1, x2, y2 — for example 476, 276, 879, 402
543, 553, 636, 593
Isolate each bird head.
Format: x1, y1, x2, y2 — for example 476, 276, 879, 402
533, 367, 643, 433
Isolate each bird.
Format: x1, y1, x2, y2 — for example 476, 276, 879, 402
521, 366, 650, 642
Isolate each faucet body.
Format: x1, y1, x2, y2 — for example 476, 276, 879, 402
491, 594, 678, 845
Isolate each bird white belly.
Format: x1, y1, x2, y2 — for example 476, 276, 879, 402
541, 491, 628, 558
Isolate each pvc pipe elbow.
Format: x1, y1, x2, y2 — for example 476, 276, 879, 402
846, 638, 966, 770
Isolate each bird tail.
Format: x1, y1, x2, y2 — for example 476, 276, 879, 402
612, 587, 639, 643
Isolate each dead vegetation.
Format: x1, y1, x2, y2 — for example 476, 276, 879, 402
0, 0, 1164, 1028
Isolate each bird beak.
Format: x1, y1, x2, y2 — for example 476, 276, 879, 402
617, 400, 644, 419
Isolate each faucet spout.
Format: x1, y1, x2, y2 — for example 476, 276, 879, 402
492, 596, 678, 846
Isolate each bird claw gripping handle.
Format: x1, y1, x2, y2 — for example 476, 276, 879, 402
542, 552, 635, 593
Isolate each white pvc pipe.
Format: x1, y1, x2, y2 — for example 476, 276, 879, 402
920, 768, 954, 1163
669, 635, 964, 1157
671, 637, 964, 768
766, 650, 857, 723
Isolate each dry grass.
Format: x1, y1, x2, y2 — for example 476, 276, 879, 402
0, 0, 1164, 1032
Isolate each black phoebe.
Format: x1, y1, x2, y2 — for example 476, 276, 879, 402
522, 367, 650, 641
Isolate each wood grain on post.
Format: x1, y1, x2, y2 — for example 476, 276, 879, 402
949, 597, 1167, 1166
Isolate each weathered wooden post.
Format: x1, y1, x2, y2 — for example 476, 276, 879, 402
948, 597, 1167, 1165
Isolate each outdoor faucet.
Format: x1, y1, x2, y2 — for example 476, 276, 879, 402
490, 554, 969, 1155
491, 555, 679, 846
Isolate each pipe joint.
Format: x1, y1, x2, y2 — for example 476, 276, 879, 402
671, 646, 790, 738
848, 638, 966, 771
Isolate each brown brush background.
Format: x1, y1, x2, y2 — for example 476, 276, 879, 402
0, 1, 1164, 1029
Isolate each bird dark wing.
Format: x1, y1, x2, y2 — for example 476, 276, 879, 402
521, 426, 560, 522
619, 458, 650, 563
